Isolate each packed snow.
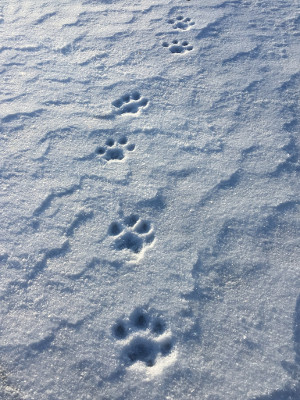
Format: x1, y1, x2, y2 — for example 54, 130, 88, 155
0, 0, 300, 399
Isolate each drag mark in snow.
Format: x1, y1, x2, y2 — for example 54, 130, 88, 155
65, 210, 94, 237
27, 240, 70, 281
162, 39, 193, 54
196, 15, 227, 39
222, 45, 260, 65
112, 92, 149, 115
112, 308, 175, 370
33, 183, 81, 217
33, 11, 57, 25
96, 136, 135, 161
197, 169, 241, 207
1, 109, 45, 124
108, 214, 154, 254
167, 15, 195, 31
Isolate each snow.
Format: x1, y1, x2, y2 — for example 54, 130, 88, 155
0, 0, 300, 399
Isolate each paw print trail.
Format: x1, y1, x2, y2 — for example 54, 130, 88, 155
108, 214, 154, 255
112, 308, 175, 369
162, 40, 193, 54
95, 91, 149, 120
112, 91, 149, 115
96, 136, 135, 161
168, 15, 195, 30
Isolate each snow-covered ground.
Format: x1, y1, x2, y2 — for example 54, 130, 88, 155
1, 0, 300, 399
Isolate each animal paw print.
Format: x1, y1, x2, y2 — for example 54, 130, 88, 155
168, 15, 195, 30
108, 214, 154, 254
96, 136, 135, 161
112, 91, 149, 115
162, 40, 193, 54
112, 308, 174, 368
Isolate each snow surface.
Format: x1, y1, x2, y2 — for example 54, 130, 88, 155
0, 0, 300, 399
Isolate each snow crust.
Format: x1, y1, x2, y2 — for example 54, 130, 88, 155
0, 0, 300, 399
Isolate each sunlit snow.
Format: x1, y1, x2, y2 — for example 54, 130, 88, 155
0, 0, 300, 399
